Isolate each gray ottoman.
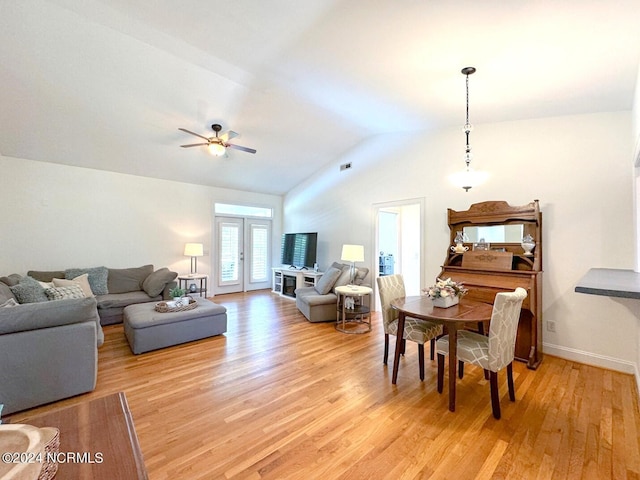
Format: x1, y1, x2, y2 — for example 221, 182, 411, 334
124, 297, 227, 354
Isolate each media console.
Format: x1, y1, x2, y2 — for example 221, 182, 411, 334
272, 267, 324, 298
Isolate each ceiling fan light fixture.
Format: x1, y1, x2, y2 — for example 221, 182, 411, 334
179, 123, 256, 155
208, 142, 226, 157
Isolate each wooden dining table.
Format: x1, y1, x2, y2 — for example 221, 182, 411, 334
390, 296, 493, 412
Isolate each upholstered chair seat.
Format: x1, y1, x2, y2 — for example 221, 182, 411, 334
386, 317, 443, 345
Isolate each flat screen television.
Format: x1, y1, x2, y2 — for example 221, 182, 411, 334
280, 232, 318, 269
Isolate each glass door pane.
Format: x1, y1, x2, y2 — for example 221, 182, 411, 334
218, 219, 242, 287
250, 224, 268, 283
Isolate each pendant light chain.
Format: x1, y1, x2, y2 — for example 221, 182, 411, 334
465, 72, 471, 167
451, 66, 485, 192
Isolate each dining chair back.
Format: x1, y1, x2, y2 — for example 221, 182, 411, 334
436, 287, 527, 419
377, 274, 442, 381
486, 287, 528, 372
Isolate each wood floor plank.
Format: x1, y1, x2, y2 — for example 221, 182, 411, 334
8, 290, 640, 479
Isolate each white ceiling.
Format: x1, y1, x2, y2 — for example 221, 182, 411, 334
1, 0, 639, 195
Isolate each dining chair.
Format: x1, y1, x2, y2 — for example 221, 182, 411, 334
377, 274, 443, 381
436, 287, 527, 419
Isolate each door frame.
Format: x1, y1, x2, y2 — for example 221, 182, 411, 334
372, 198, 425, 310
213, 215, 272, 294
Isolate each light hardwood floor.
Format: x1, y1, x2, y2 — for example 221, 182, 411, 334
10, 291, 640, 479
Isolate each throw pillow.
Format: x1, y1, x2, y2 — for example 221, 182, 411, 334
45, 285, 86, 301
0, 282, 17, 304
38, 281, 54, 289
0, 274, 22, 287
53, 274, 94, 297
354, 267, 369, 285
142, 268, 178, 297
333, 264, 353, 288
314, 266, 342, 295
9, 276, 48, 304
65, 267, 108, 295
107, 265, 154, 294
27, 270, 66, 283
0, 298, 18, 308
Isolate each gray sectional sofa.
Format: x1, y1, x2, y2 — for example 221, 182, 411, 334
295, 262, 369, 322
0, 264, 178, 415
27, 265, 178, 325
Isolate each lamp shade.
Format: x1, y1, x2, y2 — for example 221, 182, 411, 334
341, 244, 364, 263
184, 243, 204, 257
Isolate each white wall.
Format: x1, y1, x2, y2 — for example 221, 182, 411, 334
0, 155, 282, 283
633, 63, 640, 387
284, 111, 639, 375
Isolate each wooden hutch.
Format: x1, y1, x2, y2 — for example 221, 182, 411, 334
440, 200, 543, 369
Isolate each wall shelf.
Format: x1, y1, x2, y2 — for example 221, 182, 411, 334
575, 268, 640, 299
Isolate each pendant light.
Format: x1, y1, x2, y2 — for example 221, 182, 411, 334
450, 66, 487, 191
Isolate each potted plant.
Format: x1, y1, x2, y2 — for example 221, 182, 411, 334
422, 277, 467, 308
169, 287, 187, 302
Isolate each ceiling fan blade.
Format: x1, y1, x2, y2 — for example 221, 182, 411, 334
220, 130, 239, 143
178, 128, 210, 142
227, 144, 257, 154
180, 142, 209, 148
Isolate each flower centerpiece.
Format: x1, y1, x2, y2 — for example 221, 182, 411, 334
422, 277, 467, 308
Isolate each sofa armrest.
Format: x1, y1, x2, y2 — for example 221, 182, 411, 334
162, 281, 177, 300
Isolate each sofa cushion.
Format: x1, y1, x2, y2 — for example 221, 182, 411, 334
9, 276, 48, 304
333, 263, 353, 288
296, 287, 338, 306
27, 270, 66, 283
354, 267, 369, 285
142, 268, 178, 297
314, 266, 342, 295
96, 291, 160, 310
0, 282, 17, 304
0, 274, 22, 287
108, 265, 154, 294
65, 267, 109, 295
53, 274, 94, 297
45, 285, 86, 301
1, 298, 19, 308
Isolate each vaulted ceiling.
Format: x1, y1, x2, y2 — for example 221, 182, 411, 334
1, 0, 639, 195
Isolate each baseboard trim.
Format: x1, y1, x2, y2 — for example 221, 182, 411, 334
542, 342, 637, 375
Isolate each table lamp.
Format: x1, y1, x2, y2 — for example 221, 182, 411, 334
184, 243, 204, 275
341, 244, 364, 285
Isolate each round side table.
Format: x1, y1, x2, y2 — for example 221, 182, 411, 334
335, 285, 373, 334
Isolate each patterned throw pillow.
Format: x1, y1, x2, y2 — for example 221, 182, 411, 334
0, 298, 18, 308
9, 276, 48, 304
53, 274, 94, 297
65, 267, 108, 295
45, 285, 86, 301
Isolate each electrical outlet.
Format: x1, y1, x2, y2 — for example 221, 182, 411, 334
546, 320, 556, 332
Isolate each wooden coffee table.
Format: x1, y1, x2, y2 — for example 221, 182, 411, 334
11, 392, 147, 479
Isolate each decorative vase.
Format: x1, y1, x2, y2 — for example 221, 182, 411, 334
521, 234, 536, 256
450, 243, 469, 253
431, 296, 459, 308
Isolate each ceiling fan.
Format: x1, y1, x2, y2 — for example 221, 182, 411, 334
178, 124, 257, 156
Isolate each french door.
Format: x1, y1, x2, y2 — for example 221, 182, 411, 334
214, 216, 271, 294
